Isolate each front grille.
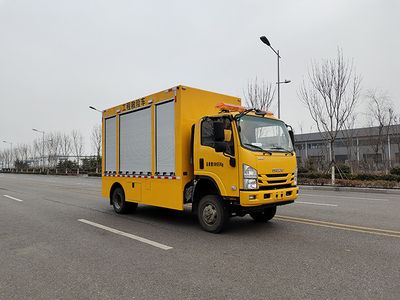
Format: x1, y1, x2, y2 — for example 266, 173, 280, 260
266, 173, 288, 178
259, 184, 293, 190
258, 173, 294, 187
267, 179, 287, 184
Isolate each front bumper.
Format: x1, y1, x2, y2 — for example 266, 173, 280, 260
239, 186, 299, 207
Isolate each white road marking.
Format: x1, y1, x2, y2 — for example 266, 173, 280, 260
78, 219, 173, 250
276, 215, 400, 238
300, 193, 389, 202
3, 195, 23, 202
295, 201, 338, 207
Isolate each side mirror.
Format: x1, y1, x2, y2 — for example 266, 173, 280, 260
286, 124, 295, 146
224, 129, 232, 142
213, 121, 225, 142
214, 141, 227, 152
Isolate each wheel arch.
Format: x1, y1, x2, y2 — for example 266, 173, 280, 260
192, 176, 221, 214
109, 182, 124, 205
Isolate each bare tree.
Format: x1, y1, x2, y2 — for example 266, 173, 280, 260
2, 149, 12, 169
299, 48, 361, 184
244, 77, 275, 111
21, 144, 30, 163
58, 133, 72, 173
59, 133, 72, 157
46, 132, 62, 169
32, 138, 42, 169
0, 151, 5, 169
13, 146, 21, 163
366, 89, 395, 172
71, 130, 84, 174
15, 144, 30, 171
91, 125, 102, 173
8, 148, 13, 169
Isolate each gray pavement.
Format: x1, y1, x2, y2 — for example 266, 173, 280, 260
0, 173, 399, 299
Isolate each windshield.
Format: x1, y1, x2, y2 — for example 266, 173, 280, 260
237, 115, 293, 152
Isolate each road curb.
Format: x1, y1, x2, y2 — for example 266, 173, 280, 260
300, 185, 400, 195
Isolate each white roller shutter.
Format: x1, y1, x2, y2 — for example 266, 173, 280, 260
120, 107, 152, 173
105, 117, 116, 172
156, 100, 175, 174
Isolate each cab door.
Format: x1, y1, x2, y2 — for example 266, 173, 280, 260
194, 116, 239, 197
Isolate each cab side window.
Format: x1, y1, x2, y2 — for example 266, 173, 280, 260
201, 118, 214, 147
201, 117, 234, 156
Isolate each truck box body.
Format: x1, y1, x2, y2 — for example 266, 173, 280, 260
102, 85, 241, 210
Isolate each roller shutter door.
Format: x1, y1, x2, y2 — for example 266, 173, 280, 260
156, 100, 175, 174
105, 116, 116, 172
120, 107, 152, 173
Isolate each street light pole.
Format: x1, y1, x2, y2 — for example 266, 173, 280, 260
32, 128, 45, 173
259, 36, 290, 119
277, 49, 280, 118
89, 106, 102, 113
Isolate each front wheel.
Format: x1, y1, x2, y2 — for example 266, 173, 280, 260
197, 195, 228, 233
250, 206, 277, 222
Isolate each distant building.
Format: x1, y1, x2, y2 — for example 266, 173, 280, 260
294, 125, 400, 171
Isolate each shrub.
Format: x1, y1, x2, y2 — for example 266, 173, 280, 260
14, 159, 29, 170
57, 160, 77, 170
297, 166, 309, 174
299, 172, 400, 182
390, 167, 400, 176
336, 164, 351, 175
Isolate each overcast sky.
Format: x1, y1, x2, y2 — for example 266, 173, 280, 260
1, 0, 399, 154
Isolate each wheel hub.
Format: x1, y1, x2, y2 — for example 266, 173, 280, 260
203, 204, 217, 225
114, 194, 122, 209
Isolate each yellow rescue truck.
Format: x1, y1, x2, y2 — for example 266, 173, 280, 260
102, 85, 298, 233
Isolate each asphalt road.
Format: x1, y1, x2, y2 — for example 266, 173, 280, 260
0, 174, 399, 299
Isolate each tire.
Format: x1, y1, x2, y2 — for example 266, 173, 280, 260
197, 195, 228, 233
112, 187, 137, 214
250, 206, 277, 222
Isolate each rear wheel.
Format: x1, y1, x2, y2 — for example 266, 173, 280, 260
250, 206, 277, 222
197, 195, 228, 233
112, 187, 137, 214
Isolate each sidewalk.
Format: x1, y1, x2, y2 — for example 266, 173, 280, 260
300, 185, 400, 195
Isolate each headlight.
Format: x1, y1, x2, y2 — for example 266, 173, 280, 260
293, 167, 298, 186
244, 179, 258, 190
243, 164, 257, 178
243, 164, 258, 189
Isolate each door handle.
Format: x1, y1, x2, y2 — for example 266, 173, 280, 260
199, 158, 204, 169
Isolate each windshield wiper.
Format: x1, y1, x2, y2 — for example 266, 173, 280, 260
235, 108, 266, 120
268, 146, 294, 155
243, 143, 272, 155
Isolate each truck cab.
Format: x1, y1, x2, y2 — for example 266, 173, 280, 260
191, 104, 298, 232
